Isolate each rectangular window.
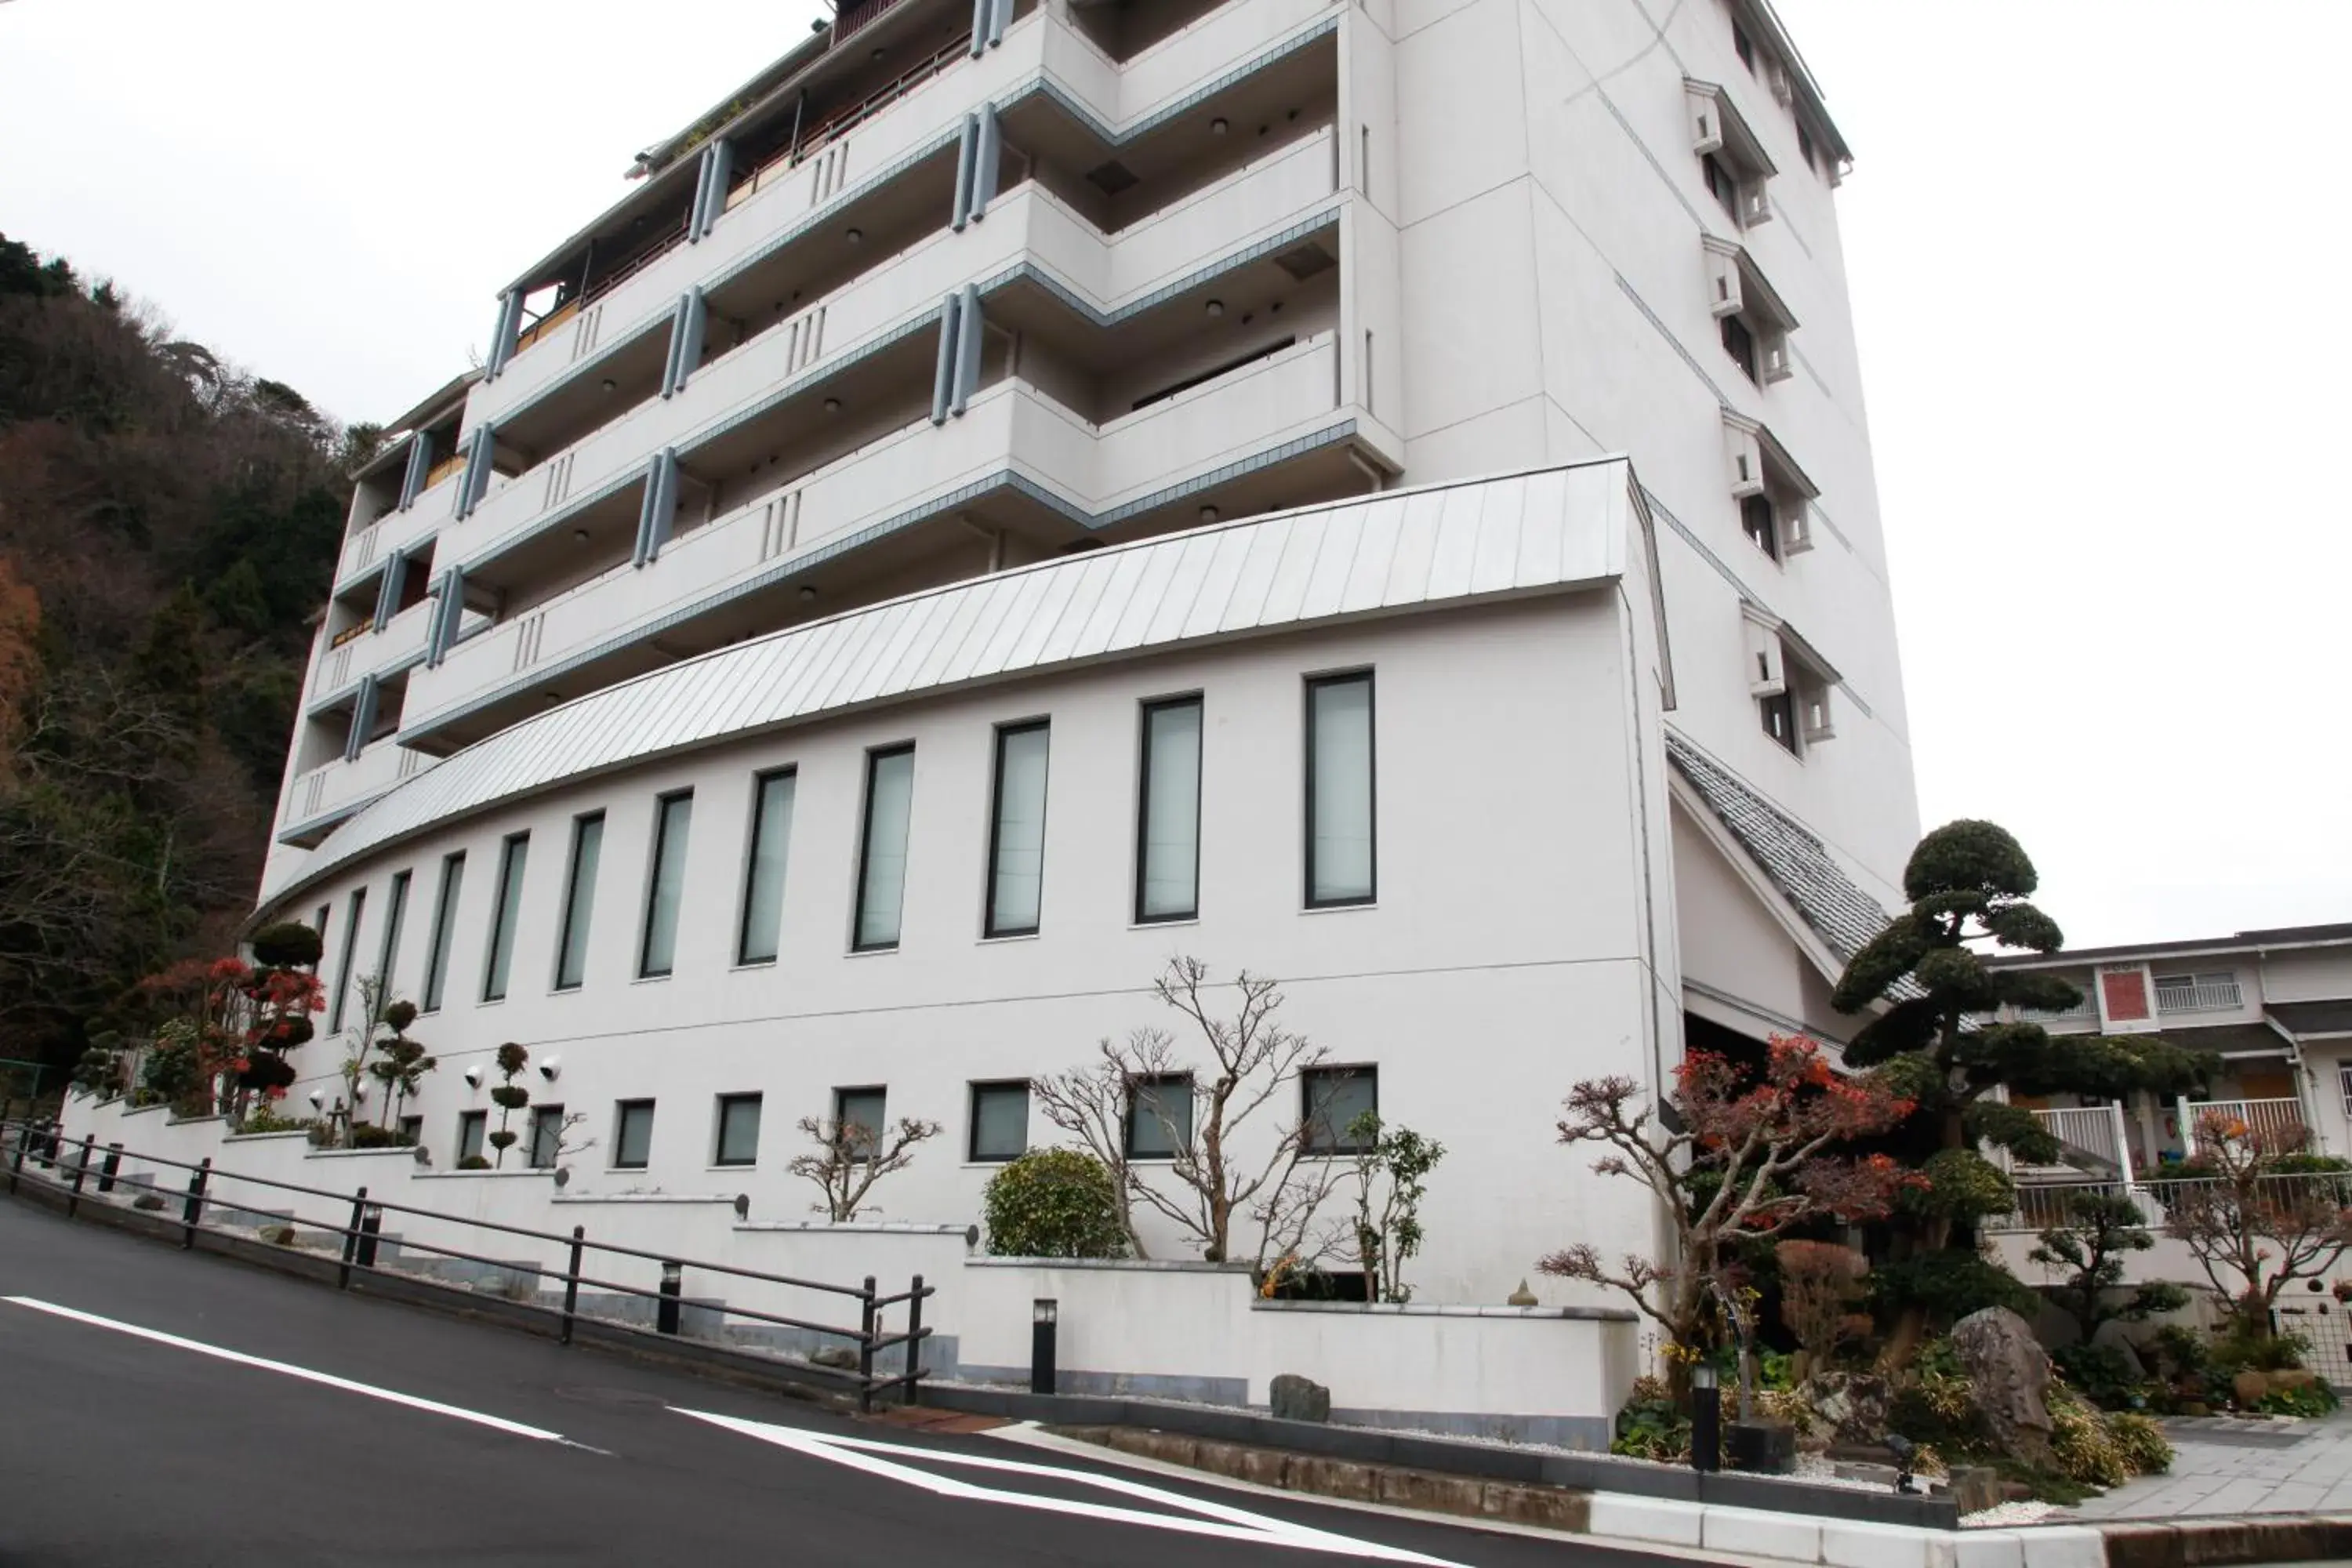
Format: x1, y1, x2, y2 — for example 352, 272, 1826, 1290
613, 1100, 655, 1170
1301, 1067, 1379, 1154
1797, 124, 1816, 173
835, 1087, 888, 1161
1363, 329, 1374, 416
985, 723, 1050, 938
1741, 494, 1779, 560
1761, 688, 1799, 753
639, 791, 694, 978
328, 887, 367, 1033
554, 812, 604, 992
853, 746, 915, 951
968, 1081, 1029, 1163
456, 1110, 487, 1165
314, 903, 331, 969
1733, 20, 1755, 71
1305, 673, 1375, 908
737, 768, 797, 965
397, 1115, 423, 1147
1134, 697, 1203, 923
423, 852, 465, 1012
1721, 314, 1759, 383
714, 1093, 764, 1167
482, 833, 529, 1002
1703, 154, 1739, 218
2340, 1064, 2352, 1120
1125, 1073, 1193, 1159
528, 1105, 564, 1170
376, 869, 412, 993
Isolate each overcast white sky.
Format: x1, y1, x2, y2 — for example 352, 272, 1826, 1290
2, 1, 2345, 947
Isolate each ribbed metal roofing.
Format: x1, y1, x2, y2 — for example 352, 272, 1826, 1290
270, 459, 1653, 906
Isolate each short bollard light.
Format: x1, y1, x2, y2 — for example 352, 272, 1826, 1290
1030, 1298, 1058, 1396
1689, 1362, 1721, 1474
658, 1259, 684, 1336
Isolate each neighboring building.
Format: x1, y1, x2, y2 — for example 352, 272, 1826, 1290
1987, 924, 2352, 1180
224, 0, 1914, 1300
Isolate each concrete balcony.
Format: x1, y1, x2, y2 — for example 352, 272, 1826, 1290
332, 471, 458, 593
401, 333, 1379, 746
281, 739, 438, 845
311, 596, 435, 704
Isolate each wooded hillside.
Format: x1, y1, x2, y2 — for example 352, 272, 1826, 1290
0, 233, 370, 1084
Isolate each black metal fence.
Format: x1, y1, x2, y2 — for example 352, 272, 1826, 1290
4, 1117, 932, 1413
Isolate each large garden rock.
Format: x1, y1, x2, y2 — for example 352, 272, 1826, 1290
1269, 1374, 1331, 1423
2232, 1370, 2271, 1406
1951, 1307, 2053, 1467
1811, 1371, 1893, 1443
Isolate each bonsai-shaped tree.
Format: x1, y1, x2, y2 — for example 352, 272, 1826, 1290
2167, 1112, 2352, 1341
364, 1000, 436, 1132
1035, 956, 1338, 1269
1540, 1034, 1918, 1403
235, 920, 325, 1112
1345, 1112, 1445, 1304
1831, 820, 2213, 1352
2028, 1189, 2190, 1345
789, 1110, 941, 1221
486, 1042, 530, 1168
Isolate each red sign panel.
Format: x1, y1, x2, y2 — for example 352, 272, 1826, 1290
2100, 969, 2152, 1023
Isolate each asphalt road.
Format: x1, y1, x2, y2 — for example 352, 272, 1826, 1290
0, 1198, 1645, 1566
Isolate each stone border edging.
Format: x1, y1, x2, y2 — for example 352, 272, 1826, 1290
2100, 1516, 2352, 1568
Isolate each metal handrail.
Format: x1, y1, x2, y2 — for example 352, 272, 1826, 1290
5, 1117, 933, 1410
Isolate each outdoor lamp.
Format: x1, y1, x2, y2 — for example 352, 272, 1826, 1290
1688, 1363, 1721, 1475
1030, 1298, 1058, 1396
1033, 1298, 1057, 1324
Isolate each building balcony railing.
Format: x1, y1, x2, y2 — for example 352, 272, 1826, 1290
1983, 1171, 2352, 1235
281, 738, 436, 841
313, 597, 434, 699
2155, 978, 2244, 1014
336, 470, 458, 590
2180, 1096, 2307, 1152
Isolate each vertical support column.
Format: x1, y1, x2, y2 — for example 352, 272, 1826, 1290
968, 0, 990, 56
930, 292, 962, 426
951, 283, 982, 416
397, 432, 433, 511
969, 104, 1001, 221
633, 450, 681, 568
986, 0, 1008, 49
663, 290, 707, 398
456, 426, 495, 519
344, 675, 379, 763
486, 292, 524, 380
372, 552, 406, 633
2107, 1101, 2135, 1189
950, 112, 979, 232
689, 140, 735, 241
180, 1157, 210, 1247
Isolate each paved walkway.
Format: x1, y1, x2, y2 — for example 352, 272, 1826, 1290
2064, 1414, 2352, 1519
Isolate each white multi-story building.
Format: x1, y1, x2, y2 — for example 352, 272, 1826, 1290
241, 0, 1914, 1302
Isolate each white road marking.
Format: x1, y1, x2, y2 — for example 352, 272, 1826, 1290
672, 1408, 1468, 1565
2, 1294, 569, 1445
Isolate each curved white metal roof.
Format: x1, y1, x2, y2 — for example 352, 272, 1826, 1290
268, 459, 1657, 907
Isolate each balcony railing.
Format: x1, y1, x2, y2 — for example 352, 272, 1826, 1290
2180, 1096, 2306, 1152
2019, 1103, 2132, 1179
2155, 978, 2243, 1014
1984, 1172, 2352, 1234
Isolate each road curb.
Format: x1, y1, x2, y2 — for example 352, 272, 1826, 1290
2096, 1515, 2352, 1568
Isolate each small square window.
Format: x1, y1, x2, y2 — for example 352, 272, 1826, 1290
613, 1099, 655, 1170
397, 1115, 423, 1148
456, 1110, 486, 1164
1301, 1067, 1378, 1155
969, 1081, 1030, 1163
1126, 1074, 1193, 1160
528, 1105, 564, 1170
715, 1092, 764, 1167
836, 1087, 888, 1162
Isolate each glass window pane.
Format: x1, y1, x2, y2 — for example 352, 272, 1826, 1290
554, 815, 604, 991
640, 793, 694, 978
1127, 1076, 1192, 1158
716, 1094, 763, 1166
738, 770, 797, 965
423, 853, 465, 1012
377, 871, 412, 995
528, 1105, 564, 1169
328, 887, 367, 1031
483, 835, 529, 1002
970, 1083, 1029, 1162
854, 748, 915, 950
1304, 1068, 1379, 1153
987, 724, 1050, 937
456, 1111, 486, 1163
837, 1088, 888, 1160
614, 1102, 655, 1169
1307, 675, 1374, 906
1137, 700, 1201, 922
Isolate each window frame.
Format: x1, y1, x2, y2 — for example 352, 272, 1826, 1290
851, 744, 916, 953
328, 885, 368, 1033
456, 1109, 488, 1165
376, 869, 412, 997
481, 833, 531, 1004
612, 1098, 656, 1171
1740, 493, 1780, 561
1720, 313, 1759, 383
983, 720, 1051, 939
422, 851, 465, 1014
397, 1114, 423, 1147
834, 1086, 889, 1163
967, 1080, 1031, 1163
638, 789, 695, 979
736, 767, 798, 967
1303, 671, 1377, 909
1300, 1065, 1380, 1156
1123, 1073, 1195, 1160
1133, 695, 1204, 925
552, 811, 606, 993
527, 1104, 564, 1170
1760, 686, 1801, 754
713, 1092, 764, 1167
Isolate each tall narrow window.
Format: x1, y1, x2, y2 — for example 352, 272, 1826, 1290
456, 1110, 487, 1165
715, 1093, 763, 1167
376, 869, 412, 994
969, 1081, 1030, 1163
612, 1100, 656, 1169
423, 851, 465, 1012
1741, 494, 1779, 560
639, 791, 694, 978
482, 833, 530, 1003
853, 746, 915, 951
835, 1087, 888, 1161
1305, 673, 1375, 907
313, 903, 331, 968
1126, 1074, 1194, 1158
328, 887, 367, 1032
554, 813, 604, 991
527, 1105, 564, 1170
1135, 697, 1202, 923
737, 768, 797, 965
985, 722, 1049, 938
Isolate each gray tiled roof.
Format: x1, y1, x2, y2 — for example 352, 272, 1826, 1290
1665, 732, 1896, 967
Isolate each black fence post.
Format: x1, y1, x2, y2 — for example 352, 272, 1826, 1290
857, 1275, 877, 1415
356, 1203, 383, 1271
180, 1158, 209, 1248
656, 1261, 682, 1335
902, 1274, 925, 1406
97, 1143, 122, 1195
560, 1225, 586, 1346
9, 1119, 30, 1195
66, 1136, 94, 1218
338, 1186, 368, 1289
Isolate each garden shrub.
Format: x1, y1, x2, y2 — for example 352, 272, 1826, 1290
1612, 1376, 1690, 1462
2256, 1382, 2339, 1418
456, 1154, 492, 1171
982, 1149, 1128, 1258
2106, 1412, 2173, 1475
2049, 1385, 2129, 1487
2054, 1341, 2148, 1410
